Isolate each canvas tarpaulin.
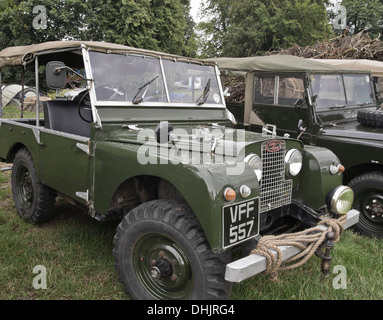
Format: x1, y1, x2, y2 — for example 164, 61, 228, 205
0, 40, 213, 68
204, 55, 369, 76
310, 59, 383, 77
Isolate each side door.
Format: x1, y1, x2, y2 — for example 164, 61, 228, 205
40, 130, 91, 206
252, 73, 313, 143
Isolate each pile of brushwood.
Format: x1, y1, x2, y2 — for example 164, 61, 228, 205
268, 32, 383, 60
223, 32, 383, 103
221, 76, 246, 103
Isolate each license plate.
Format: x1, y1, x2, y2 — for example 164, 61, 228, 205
222, 198, 260, 249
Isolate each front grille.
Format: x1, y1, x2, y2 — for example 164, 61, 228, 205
259, 140, 292, 213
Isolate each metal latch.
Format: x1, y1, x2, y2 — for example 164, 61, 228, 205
262, 124, 277, 136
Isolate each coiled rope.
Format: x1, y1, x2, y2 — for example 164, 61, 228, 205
250, 215, 347, 281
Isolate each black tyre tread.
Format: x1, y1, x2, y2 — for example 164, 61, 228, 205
348, 171, 383, 238
357, 110, 383, 128
11, 148, 55, 224
113, 199, 232, 300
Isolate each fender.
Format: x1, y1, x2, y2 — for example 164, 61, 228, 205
92, 140, 260, 252
0, 120, 42, 178
297, 145, 344, 210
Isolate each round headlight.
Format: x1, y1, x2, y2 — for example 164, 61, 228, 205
327, 186, 354, 215
285, 149, 303, 177
244, 153, 262, 181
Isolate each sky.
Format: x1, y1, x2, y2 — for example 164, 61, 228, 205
190, 0, 204, 23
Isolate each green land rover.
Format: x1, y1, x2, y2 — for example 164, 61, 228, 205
0, 42, 358, 299
208, 55, 383, 239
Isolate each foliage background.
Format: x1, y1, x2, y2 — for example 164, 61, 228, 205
1, 0, 383, 61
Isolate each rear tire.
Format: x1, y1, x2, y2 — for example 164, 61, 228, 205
348, 172, 383, 238
11, 148, 55, 224
113, 199, 232, 300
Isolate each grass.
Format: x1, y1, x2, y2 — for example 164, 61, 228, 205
1, 102, 42, 120
0, 163, 382, 301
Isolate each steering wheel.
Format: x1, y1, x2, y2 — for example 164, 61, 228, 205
74, 83, 126, 123
94, 83, 126, 101
75, 89, 93, 123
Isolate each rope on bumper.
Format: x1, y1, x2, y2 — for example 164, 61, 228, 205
249, 215, 347, 282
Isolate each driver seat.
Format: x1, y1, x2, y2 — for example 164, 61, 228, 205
43, 101, 92, 137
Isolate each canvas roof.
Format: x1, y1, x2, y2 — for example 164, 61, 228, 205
0, 40, 210, 68
309, 59, 383, 77
205, 55, 369, 76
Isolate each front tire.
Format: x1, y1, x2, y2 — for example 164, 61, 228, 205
11, 148, 55, 224
348, 172, 383, 238
113, 199, 232, 300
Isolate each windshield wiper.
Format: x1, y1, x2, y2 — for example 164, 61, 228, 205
132, 75, 159, 104
196, 79, 211, 105
327, 104, 346, 109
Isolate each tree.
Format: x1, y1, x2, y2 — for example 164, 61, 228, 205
197, 0, 332, 57
338, 0, 383, 38
0, 0, 197, 56
0, 0, 88, 48
196, 0, 231, 57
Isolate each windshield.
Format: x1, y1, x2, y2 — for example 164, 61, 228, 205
88, 51, 223, 106
310, 74, 374, 110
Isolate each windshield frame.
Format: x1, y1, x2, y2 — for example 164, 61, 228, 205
308, 72, 376, 112
84, 49, 226, 109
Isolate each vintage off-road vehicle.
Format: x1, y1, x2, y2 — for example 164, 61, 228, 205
0, 42, 358, 300
208, 55, 383, 238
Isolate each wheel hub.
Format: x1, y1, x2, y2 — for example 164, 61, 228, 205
364, 194, 383, 222
16, 166, 33, 210
150, 258, 173, 280
133, 233, 194, 299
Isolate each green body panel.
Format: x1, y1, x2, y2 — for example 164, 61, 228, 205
317, 123, 383, 172
297, 145, 343, 210
0, 120, 42, 177
39, 131, 90, 203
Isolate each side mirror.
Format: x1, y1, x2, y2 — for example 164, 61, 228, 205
46, 61, 66, 89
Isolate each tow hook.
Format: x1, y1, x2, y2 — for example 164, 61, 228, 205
315, 231, 335, 276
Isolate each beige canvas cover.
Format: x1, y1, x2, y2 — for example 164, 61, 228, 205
0, 40, 209, 68
310, 59, 383, 77
205, 55, 369, 76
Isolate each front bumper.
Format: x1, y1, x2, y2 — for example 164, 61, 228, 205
224, 209, 359, 282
